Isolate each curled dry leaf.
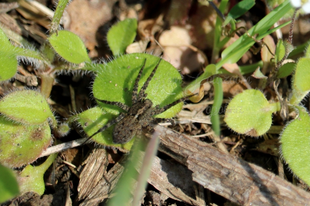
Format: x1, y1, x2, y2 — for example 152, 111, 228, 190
65, 0, 114, 53
127, 16, 165, 54
159, 26, 206, 74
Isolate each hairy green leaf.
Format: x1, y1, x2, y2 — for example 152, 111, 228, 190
49, 30, 91, 64
18, 153, 57, 195
0, 90, 56, 126
290, 57, 310, 105
0, 27, 18, 81
224, 89, 280, 136
281, 106, 310, 186
92, 53, 183, 118
107, 18, 137, 55
76, 107, 135, 151
0, 117, 51, 167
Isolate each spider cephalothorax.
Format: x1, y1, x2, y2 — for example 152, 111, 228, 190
88, 58, 185, 144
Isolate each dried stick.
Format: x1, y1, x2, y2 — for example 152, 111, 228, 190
154, 125, 310, 206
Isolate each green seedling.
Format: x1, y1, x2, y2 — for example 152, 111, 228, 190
17, 152, 57, 195
184, 0, 292, 136
77, 53, 183, 150
0, 2, 141, 199
0, 0, 142, 201
223, 5, 310, 186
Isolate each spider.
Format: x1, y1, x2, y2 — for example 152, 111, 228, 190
87, 58, 187, 144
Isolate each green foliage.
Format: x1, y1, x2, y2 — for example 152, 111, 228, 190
76, 107, 135, 151
0, 90, 53, 167
184, 64, 216, 94
220, 1, 292, 68
223, 18, 310, 186
0, 164, 19, 203
107, 18, 137, 55
0, 116, 51, 167
275, 39, 286, 64
49, 30, 91, 64
0, 90, 56, 126
211, 77, 223, 136
108, 139, 148, 206
305, 42, 310, 58
79, 53, 183, 148
50, 0, 69, 34
0, 27, 18, 81
1, 0, 309, 201
92, 53, 183, 118
277, 62, 295, 78
223, 0, 255, 26
18, 153, 57, 195
57, 122, 71, 137
290, 57, 310, 105
183, 0, 292, 136
0, 26, 49, 82
280, 106, 310, 186
224, 89, 280, 136
278, 45, 310, 185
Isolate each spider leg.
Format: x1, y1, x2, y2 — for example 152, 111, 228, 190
138, 58, 163, 100
152, 95, 194, 116
132, 58, 147, 104
96, 98, 130, 112
82, 112, 127, 144
154, 118, 176, 126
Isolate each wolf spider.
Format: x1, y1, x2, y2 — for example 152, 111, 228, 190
87, 58, 187, 144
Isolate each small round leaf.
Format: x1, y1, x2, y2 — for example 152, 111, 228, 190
224, 89, 280, 136
48, 30, 91, 64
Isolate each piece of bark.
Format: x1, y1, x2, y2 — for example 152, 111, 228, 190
77, 148, 109, 201
147, 155, 202, 205
78, 149, 202, 205
153, 125, 310, 206
79, 155, 124, 206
